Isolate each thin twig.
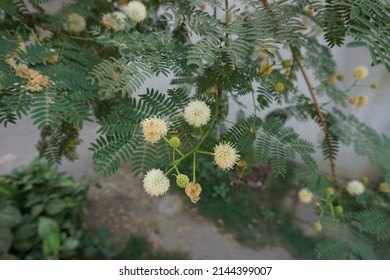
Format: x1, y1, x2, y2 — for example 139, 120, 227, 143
260, 0, 336, 177
292, 49, 335, 176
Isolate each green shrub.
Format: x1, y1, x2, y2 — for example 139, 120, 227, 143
0, 158, 93, 259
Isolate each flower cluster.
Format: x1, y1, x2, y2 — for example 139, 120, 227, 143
102, 12, 127, 31
348, 95, 369, 109
260, 61, 273, 76
140, 100, 240, 199
143, 169, 170, 197
298, 188, 313, 203
353, 66, 368, 80
124, 1, 147, 22
213, 142, 240, 170
141, 117, 168, 144
6, 58, 49, 92
67, 13, 86, 33
183, 100, 211, 128
346, 180, 365, 196
43, 49, 59, 64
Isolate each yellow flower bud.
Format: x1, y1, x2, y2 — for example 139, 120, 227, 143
260, 62, 273, 76
306, 8, 315, 16
176, 174, 190, 188
348, 96, 359, 106
335, 206, 343, 214
337, 74, 345, 81
281, 60, 290, 68
357, 95, 369, 107
360, 176, 369, 184
274, 82, 285, 92
313, 222, 322, 232
326, 75, 337, 85
353, 66, 368, 80
370, 83, 380, 90
169, 137, 181, 149
325, 187, 334, 196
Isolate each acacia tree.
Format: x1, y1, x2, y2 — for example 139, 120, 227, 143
1, 0, 390, 259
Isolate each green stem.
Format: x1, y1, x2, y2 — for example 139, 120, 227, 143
172, 150, 180, 174
329, 201, 335, 220
199, 127, 204, 138
193, 152, 197, 182
163, 136, 184, 157
69, 36, 94, 42
345, 80, 358, 93
317, 203, 324, 219
174, 165, 180, 175
197, 150, 214, 156
163, 94, 222, 177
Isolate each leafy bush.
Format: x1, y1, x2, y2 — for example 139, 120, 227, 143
0, 158, 92, 259
0, 158, 187, 260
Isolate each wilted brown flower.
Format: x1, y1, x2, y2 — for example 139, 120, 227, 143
185, 182, 202, 204
6, 57, 49, 92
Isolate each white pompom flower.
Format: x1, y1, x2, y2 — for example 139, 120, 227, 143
67, 13, 86, 33
347, 180, 365, 196
183, 100, 211, 128
143, 169, 170, 197
353, 66, 368, 80
141, 117, 168, 144
298, 188, 313, 203
111, 12, 127, 31
213, 142, 240, 170
124, 1, 147, 22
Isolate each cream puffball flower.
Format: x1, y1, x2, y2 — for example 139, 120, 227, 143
347, 180, 365, 196
143, 169, 170, 197
298, 188, 313, 203
213, 142, 240, 170
183, 100, 211, 128
67, 13, 86, 33
110, 12, 127, 31
124, 1, 147, 22
141, 117, 168, 144
353, 66, 368, 80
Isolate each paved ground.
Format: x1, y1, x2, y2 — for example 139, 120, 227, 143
86, 167, 292, 259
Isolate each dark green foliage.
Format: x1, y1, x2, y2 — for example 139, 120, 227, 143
0, 158, 93, 259
36, 123, 81, 164
318, 0, 390, 71
330, 108, 390, 181
354, 208, 390, 242
256, 118, 318, 176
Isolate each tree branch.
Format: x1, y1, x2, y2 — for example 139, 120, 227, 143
260, 0, 336, 177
